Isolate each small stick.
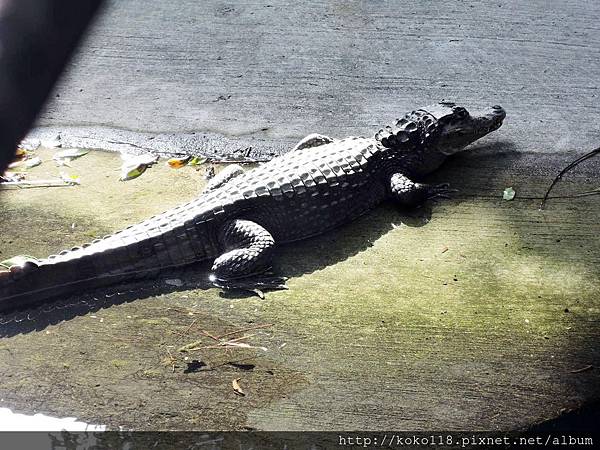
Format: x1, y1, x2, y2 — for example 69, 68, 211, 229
570, 364, 593, 374
0, 180, 73, 188
200, 329, 220, 341
172, 318, 198, 337
540, 146, 600, 210
215, 323, 273, 340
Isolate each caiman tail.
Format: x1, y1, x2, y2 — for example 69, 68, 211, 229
0, 201, 219, 313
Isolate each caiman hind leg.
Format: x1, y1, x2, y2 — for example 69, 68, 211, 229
389, 173, 456, 208
291, 133, 335, 151
210, 219, 287, 296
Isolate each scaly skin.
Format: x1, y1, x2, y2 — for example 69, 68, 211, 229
0, 102, 505, 312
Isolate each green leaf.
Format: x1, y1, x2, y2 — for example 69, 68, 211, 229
188, 156, 207, 166
119, 153, 158, 181
503, 187, 516, 201
120, 163, 149, 181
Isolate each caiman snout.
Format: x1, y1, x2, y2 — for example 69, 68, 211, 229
482, 104, 506, 132
492, 104, 506, 119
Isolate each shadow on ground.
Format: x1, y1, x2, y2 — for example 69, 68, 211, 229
0, 203, 431, 338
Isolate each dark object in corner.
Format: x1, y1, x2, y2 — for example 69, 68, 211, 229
0, 0, 104, 174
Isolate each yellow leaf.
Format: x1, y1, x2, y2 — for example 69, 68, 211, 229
167, 156, 191, 169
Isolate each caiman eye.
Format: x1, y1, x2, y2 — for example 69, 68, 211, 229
453, 107, 468, 119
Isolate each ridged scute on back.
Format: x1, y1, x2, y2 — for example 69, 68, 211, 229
375, 110, 440, 150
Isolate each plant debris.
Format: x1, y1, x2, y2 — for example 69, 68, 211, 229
540, 146, 600, 210
0, 174, 76, 189
60, 172, 81, 185
53, 148, 89, 166
178, 323, 273, 353
119, 153, 159, 181
189, 156, 207, 166
570, 365, 593, 374
503, 187, 516, 201
167, 156, 191, 169
22, 156, 42, 169
232, 378, 245, 396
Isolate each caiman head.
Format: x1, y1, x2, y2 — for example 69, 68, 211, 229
421, 101, 506, 155
376, 101, 506, 156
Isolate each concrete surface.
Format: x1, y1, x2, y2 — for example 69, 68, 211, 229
34, 0, 600, 157
0, 146, 599, 432
1, 0, 600, 433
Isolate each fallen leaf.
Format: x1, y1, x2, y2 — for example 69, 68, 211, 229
55, 148, 89, 159
503, 187, 516, 201
232, 378, 245, 396
167, 156, 191, 169
60, 172, 81, 185
120, 153, 158, 181
53, 148, 89, 166
189, 156, 207, 166
24, 157, 42, 169
120, 163, 148, 181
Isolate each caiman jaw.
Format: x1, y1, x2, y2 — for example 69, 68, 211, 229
435, 104, 506, 155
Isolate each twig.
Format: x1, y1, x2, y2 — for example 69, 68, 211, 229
165, 348, 177, 373
178, 334, 257, 353
0, 180, 73, 188
540, 146, 600, 210
172, 318, 198, 337
209, 158, 271, 164
215, 323, 273, 340
200, 329, 220, 341
570, 364, 593, 374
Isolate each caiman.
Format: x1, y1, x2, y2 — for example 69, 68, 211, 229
0, 102, 505, 312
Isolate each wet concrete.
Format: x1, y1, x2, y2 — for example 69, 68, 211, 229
0, 145, 599, 430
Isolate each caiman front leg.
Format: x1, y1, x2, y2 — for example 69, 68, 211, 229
291, 133, 335, 151
210, 219, 287, 296
389, 173, 455, 207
